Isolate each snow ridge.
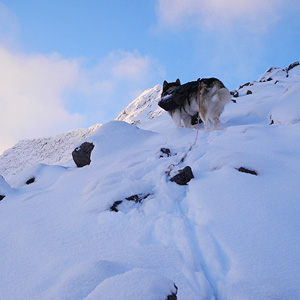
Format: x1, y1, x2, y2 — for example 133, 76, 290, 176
116, 84, 163, 125
0, 124, 101, 183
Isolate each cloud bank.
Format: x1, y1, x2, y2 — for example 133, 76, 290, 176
0, 47, 83, 153
156, 0, 286, 31
0, 3, 166, 154
0, 45, 165, 154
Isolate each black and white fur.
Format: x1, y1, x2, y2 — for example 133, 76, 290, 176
162, 78, 231, 130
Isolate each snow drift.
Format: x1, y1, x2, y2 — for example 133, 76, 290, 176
1, 62, 300, 300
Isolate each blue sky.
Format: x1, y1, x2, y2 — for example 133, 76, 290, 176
0, 0, 300, 153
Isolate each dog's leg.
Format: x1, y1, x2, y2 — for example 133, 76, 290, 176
199, 105, 210, 130
213, 117, 220, 129
210, 90, 229, 130
182, 116, 192, 128
170, 110, 182, 127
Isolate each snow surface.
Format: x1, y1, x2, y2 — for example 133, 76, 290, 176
1, 63, 300, 299
0, 124, 101, 183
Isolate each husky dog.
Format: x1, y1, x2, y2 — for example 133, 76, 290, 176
162, 78, 231, 130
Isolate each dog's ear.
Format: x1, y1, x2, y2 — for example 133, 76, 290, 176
163, 80, 168, 88
176, 78, 181, 85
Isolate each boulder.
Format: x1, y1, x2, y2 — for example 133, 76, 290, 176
236, 167, 258, 176
285, 61, 299, 72
72, 142, 95, 168
170, 166, 194, 185
238, 82, 250, 89
26, 177, 35, 185
230, 90, 239, 98
159, 148, 171, 158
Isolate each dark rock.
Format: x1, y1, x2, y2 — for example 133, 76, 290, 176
231, 99, 237, 103
72, 142, 95, 168
267, 77, 273, 81
26, 177, 35, 185
238, 82, 250, 90
170, 166, 194, 185
125, 193, 151, 203
268, 114, 274, 125
246, 90, 252, 95
236, 167, 258, 176
230, 90, 239, 98
0, 195, 5, 201
110, 200, 123, 212
110, 193, 151, 212
286, 61, 299, 72
166, 284, 178, 300
160, 148, 171, 158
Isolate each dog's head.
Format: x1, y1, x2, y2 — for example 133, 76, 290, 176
162, 79, 181, 96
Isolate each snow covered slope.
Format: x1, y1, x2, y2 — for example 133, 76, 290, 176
0, 124, 101, 183
1, 62, 300, 300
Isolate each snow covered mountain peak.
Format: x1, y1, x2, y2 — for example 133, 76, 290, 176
116, 84, 163, 125
257, 61, 300, 82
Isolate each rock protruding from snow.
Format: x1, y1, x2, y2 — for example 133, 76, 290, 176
286, 61, 300, 72
258, 61, 300, 83
236, 167, 258, 176
170, 166, 194, 185
159, 148, 172, 158
110, 193, 152, 212
72, 142, 95, 168
26, 177, 35, 185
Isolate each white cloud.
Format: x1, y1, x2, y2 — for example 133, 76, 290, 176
0, 4, 166, 154
0, 46, 84, 154
111, 51, 151, 79
0, 47, 165, 154
75, 50, 165, 120
156, 0, 286, 32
